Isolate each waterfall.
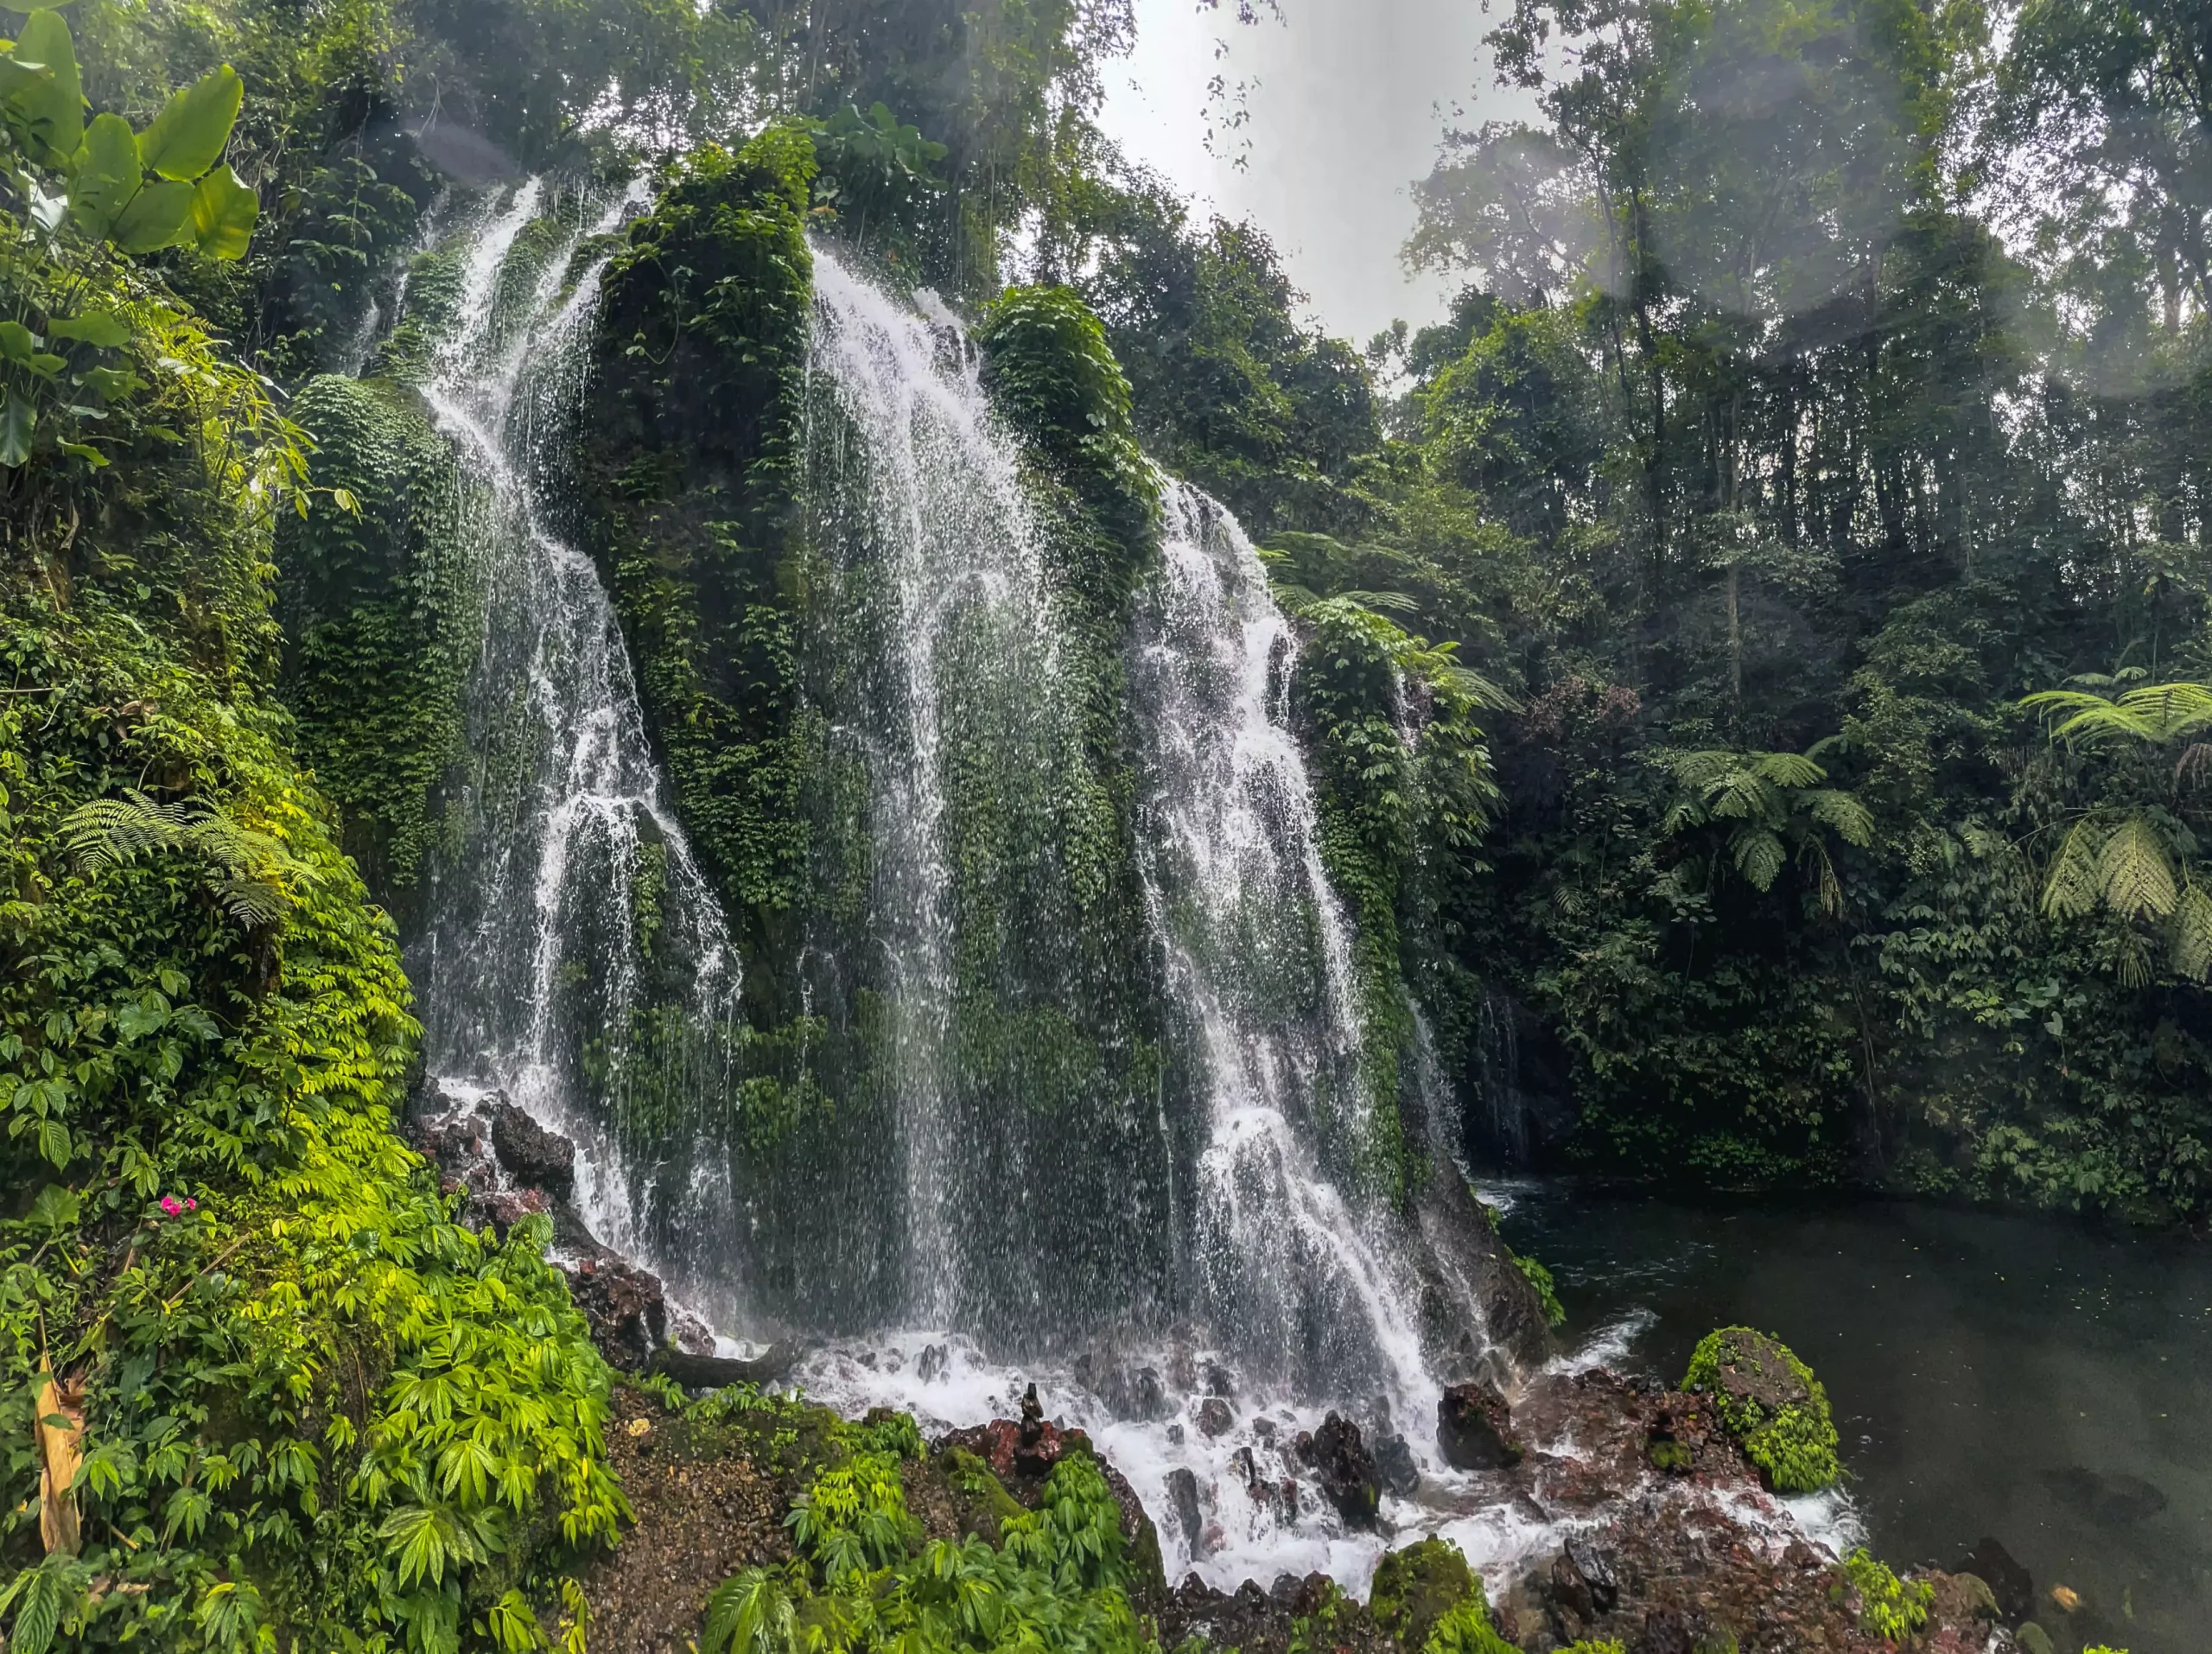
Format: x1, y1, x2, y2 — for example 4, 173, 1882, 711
408, 180, 747, 1328
1135, 483, 1438, 1412
399, 210, 1548, 1593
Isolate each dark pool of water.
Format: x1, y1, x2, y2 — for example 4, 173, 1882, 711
1484, 1180, 2212, 1654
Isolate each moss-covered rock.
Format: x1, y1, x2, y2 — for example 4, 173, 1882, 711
276, 372, 471, 912
1370, 1536, 1481, 1648
580, 127, 817, 991
1682, 1326, 1841, 1493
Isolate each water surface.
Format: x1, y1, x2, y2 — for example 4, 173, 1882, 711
1490, 1181, 2212, 1654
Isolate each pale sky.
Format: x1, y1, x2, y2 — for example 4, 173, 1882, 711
1094, 0, 1533, 347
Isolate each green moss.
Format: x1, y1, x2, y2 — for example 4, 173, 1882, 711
582, 127, 817, 964
1370, 1536, 1483, 1650
275, 373, 471, 913
1841, 1549, 1935, 1641
1425, 1594, 1523, 1654
1683, 1326, 1841, 1493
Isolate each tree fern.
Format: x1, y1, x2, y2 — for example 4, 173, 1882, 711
2096, 815, 2178, 920
60, 787, 315, 928
702, 1568, 797, 1654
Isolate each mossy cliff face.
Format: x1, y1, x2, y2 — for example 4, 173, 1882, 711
577, 138, 1179, 1340
581, 130, 817, 1002
275, 374, 471, 919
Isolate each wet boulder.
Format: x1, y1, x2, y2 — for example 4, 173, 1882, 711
1372, 1430, 1421, 1497
1952, 1536, 2032, 1625
1681, 1326, 1839, 1492
1437, 1378, 1523, 1470
647, 1342, 796, 1392
1308, 1411, 1381, 1529
562, 1253, 668, 1367
1196, 1396, 1235, 1438
1166, 1466, 1204, 1553
493, 1099, 576, 1198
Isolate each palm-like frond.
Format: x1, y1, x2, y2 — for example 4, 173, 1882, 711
2040, 817, 2106, 920
704, 1568, 798, 1654
2096, 814, 2178, 920
61, 787, 315, 930
2174, 884, 2212, 982
1806, 789, 1875, 848
1748, 751, 1826, 788
1731, 827, 1787, 891
2024, 682, 2212, 747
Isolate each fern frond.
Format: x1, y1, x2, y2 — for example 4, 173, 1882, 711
1662, 797, 1707, 836
1335, 588, 1422, 615
1748, 751, 1826, 789
2172, 884, 2212, 982
2097, 814, 2178, 920
2117, 682, 2212, 740
61, 789, 194, 875
1429, 662, 1517, 710
1805, 789, 1875, 848
1665, 750, 1739, 789
1732, 827, 1786, 891
1705, 769, 1778, 823
2041, 817, 2106, 920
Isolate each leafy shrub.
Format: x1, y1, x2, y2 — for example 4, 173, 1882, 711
1840, 1549, 1934, 1641
707, 1431, 1144, 1654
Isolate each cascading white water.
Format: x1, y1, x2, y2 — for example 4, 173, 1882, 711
1135, 481, 1440, 1415
399, 214, 1581, 1594
408, 180, 747, 1327
802, 252, 1075, 1325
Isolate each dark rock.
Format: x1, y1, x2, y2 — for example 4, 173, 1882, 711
1438, 1379, 1524, 1470
1550, 1534, 1619, 1627
1373, 1431, 1420, 1497
1166, 1466, 1204, 1551
1251, 1415, 1275, 1441
1409, 1163, 1555, 1376
1229, 1446, 1257, 1489
562, 1253, 668, 1368
1278, 1478, 1299, 1518
474, 1185, 549, 1237
1291, 1428, 1314, 1464
1020, 1382, 1045, 1441
1310, 1411, 1381, 1529
1550, 1549, 1597, 1632
646, 1342, 795, 1392
1954, 1536, 2032, 1625
917, 1343, 947, 1384
1634, 1607, 1693, 1654
1197, 1396, 1234, 1438
1204, 1362, 1236, 1397
492, 1101, 575, 1198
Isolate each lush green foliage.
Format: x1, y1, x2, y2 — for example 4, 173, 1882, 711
702, 1427, 1145, 1654
1683, 1327, 1840, 1494
276, 375, 470, 911
1840, 1549, 1934, 1641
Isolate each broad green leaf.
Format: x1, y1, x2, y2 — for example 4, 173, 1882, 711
0, 319, 36, 363
48, 309, 131, 348
29, 1183, 79, 1230
10, 10, 81, 162
0, 389, 33, 466
67, 111, 140, 237
110, 177, 194, 253
0, 58, 48, 101
78, 366, 141, 399
188, 163, 257, 259
137, 63, 242, 181
57, 440, 105, 468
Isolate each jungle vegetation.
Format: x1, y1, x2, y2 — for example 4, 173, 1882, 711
2, 0, 2209, 1644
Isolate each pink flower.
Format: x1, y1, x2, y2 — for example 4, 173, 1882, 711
159, 1196, 182, 1216
186, 1197, 197, 1211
